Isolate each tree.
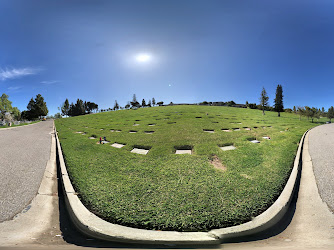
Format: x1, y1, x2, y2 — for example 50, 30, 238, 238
321, 107, 326, 117
75, 99, 85, 116
152, 97, 156, 106
125, 102, 130, 109
114, 100, 119, 110
26, 97, 36, 119
226, 100, 236, 107
328, 106, 334, 122
86, 101, 98, 113
245, 101, 249, 108
54, 113, 62, 119
306, 107, 319, 123
147, 100, 152, 107
274, 84, 284, 117
142, 99, 146, 107
293, 106, 296, 114
131, 94, 140, 108
132, 94, 137, 103
24, 94, 48, 120
12, 107, 21, 120
259, 87, 269, 115
0, 93, 13, 119
61, 98, 70, 117
35, 94, 48, 118
157, 101, 164, 106
297, 106, 305, 120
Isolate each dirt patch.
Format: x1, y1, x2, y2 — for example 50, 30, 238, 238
210, 155, 226, 171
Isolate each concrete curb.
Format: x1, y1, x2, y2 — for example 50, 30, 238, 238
55, 126, 309, 245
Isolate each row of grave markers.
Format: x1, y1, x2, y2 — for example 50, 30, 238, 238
91, 136, 271, 155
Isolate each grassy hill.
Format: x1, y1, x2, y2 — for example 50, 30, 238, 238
55, 105, 324, 231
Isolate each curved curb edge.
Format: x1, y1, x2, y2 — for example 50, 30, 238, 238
55, 126, 309, 245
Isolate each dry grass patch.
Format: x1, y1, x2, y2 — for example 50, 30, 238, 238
210, 155, 226, 171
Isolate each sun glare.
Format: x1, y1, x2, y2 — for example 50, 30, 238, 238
135, 53, 151, 62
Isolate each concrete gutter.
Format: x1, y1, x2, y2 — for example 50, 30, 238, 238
55, 127, 309, 245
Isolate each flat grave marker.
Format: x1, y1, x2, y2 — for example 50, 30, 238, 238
220, 145, 236, 151
131, 147, 150, 155
111, 143, 125, 148
175, 149, 192, 155
203, 129, 215, 133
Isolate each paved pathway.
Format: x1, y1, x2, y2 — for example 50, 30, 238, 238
0, 120, 53, 222
308, 123, 334, 212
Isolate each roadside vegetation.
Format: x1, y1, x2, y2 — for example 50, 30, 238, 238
55, 105, 326, 231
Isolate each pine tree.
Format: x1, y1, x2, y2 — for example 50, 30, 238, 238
61, 98, 70, 117
114, 100, 119, 110
274, 84, 284, 117
34, 94, 48, 118
327, 106, 334, 122
259, 87, 269, 115
152, 97, 156, 106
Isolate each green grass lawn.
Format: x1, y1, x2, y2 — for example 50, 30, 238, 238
55, 105, 325, 231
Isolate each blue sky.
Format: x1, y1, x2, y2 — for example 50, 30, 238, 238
1, 0, 334, 115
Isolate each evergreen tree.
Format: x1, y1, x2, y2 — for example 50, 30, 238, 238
274, 84, 284, 117
61, 98, 70, 117
74, 99, 85, 116
152, 97, 156, 106
114, 100, 119, 110
327, 106, 334, 122
130, 94, 140, 108
34, 94, 49, 118
259, 87, 269, 115
142, 99, 146, 107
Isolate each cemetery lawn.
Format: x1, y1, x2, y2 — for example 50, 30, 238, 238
55, 105, 324, 231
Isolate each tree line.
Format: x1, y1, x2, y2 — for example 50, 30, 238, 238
0, 93, 48, 122
290, 106, 334, 123
59, 88, 334, 124
107, 95, 163, 111
61, 98, 98, 117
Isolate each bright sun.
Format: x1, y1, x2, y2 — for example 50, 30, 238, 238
135, 53, 151, 62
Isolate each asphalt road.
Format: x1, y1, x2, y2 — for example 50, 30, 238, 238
0, 120, 53, 222
308, 123, 334, 213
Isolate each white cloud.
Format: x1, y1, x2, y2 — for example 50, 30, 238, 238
41, 80, 59, 85
0, 67, 41, 81
7, 86, 21, 91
